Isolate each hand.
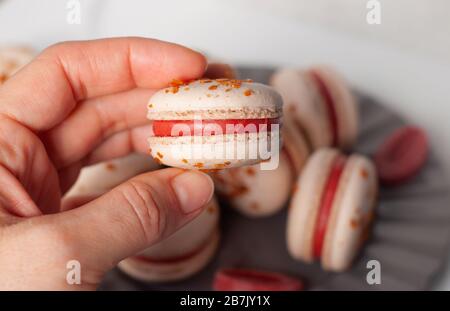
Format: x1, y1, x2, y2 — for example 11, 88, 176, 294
0, 37, 215, 290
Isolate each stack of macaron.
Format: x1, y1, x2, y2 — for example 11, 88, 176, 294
118, 196, 220, 282
0, 46, 34, 84
271, 65, 358, 150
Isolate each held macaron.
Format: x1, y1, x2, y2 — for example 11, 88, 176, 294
118, 196, 220, 282
147, 79, 283, 170
287, 148, 378, 271
271, 65, 358, 150
0, 46, 34, 84
212, 117, 309, 217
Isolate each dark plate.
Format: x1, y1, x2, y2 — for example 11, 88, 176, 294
99, 67, 450, 291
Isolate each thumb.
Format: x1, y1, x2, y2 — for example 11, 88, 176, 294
53, 168, 214, 273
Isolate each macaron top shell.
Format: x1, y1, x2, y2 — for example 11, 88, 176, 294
287, 148, 339, 262
321, 154, 377, 271
139, 197, 220, 259
147, 79, 283, 120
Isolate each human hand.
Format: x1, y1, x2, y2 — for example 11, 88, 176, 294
0, 37, 215, 290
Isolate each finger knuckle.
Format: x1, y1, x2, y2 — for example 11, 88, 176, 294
118, 180, 166, 243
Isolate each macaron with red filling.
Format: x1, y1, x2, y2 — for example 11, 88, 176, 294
212, 116, 309, 217
287, 148, 378, 271
147, 79, 283, 169
271, 65, 358, 150
118, 196, 220, 282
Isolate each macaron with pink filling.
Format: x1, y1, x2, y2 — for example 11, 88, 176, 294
271, 65, 358, 150
287, 148, 378, 271
147, 78, 283, 170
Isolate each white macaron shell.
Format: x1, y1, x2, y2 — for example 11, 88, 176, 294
286, 148, 339, 262
321, 154, 378, 271
149, 129, 280, 170
271, 68, 331, 149
148, 80, 282, 120
65, 153, 160, 197
139, 197, 220, 259
214, 150, 294, 217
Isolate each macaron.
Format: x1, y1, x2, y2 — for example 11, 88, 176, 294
0, 46, 34, 84
147, 79, 283, 170
65, 153, 161, 201
271, 65, 358, 150
212, 118, 309, 217
287, 148, 378, 271
118, 196, 220, 282
374, 126, 428, 186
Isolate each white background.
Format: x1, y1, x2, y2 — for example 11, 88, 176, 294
1, 0, 449, 290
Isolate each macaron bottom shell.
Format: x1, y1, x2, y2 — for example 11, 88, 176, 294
117, 229, 220, 283
148, 130, 280, 170
287, 148, 378, 272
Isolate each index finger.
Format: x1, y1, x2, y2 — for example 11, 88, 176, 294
0, 37, 206, 131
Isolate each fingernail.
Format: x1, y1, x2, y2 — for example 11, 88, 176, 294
171, 171, 214, 214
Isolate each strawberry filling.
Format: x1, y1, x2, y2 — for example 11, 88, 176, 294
309, 71, 339, 147
312, 155, 347, 259
152, 118, 280, 137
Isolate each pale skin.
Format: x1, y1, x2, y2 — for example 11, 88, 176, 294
0, 37, 226, 290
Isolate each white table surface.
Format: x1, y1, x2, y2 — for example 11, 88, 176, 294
1, 0, 449, 290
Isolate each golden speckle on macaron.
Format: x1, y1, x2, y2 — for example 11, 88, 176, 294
244, 89, 254, 96
208, 85, 218, 90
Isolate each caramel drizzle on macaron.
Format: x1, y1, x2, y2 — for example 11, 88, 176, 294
312, 155, 347, 259
309, 71, 339, 147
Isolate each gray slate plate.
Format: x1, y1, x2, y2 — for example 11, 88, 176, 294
99, 67, 450, 291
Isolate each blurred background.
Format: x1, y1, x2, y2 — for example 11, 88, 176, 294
1, 0, 449, 290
